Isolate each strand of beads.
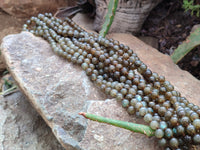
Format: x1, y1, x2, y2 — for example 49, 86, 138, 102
22, 13, 200, 150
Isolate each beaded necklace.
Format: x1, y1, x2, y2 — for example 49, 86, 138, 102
23, 13, 200, 150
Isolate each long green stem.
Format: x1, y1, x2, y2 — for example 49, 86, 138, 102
99, 0, 118, 37
79, 112, 155, 137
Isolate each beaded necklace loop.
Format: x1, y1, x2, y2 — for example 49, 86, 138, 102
23, 13, 200, 150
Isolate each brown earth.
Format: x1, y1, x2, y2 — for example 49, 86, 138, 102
140, 0, 200, 80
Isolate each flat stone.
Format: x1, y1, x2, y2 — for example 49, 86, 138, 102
72, 13, 94, 31
1, 31, 200, 150
138, 36, 159, 49
0, 91, 65, 150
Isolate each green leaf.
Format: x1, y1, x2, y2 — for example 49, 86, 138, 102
99, 0, 119, 37
182, 0, 200, 17
79, 112, 155, 137
171, 26, 200, 64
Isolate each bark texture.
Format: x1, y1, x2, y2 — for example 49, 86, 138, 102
94, 0, 162, 34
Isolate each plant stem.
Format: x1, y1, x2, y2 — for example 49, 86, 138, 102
0, 85, 18, 96
79, 112, 155, 137
171, 26, 200, 63
99, 0, 118, 37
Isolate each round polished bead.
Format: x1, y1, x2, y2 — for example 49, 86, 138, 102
138, 64, 147, 74
144, 87, 151, 95
177, 110, 186, 118
186, 124, 196, 135
193, 119, 200, 130
164, 111, 173, 121
180, 116, 190, 127
128, 88, 136, 95
169, 138, 179, 148
139, 107, 147, 117
165, 128, 173, 139
130, 98, 137, 106
144, 113, 153, 123
176, 125, 185, 136
122, 99, 129, 108
158, 95, 165, 103
116, 93, 123, 101
127, 106, 135, 114
163, 101, 171, 109
81, 63, 88, 70
151, 89, 159, 99
158, 138, 167, 147
193, 134, 200, 144
110, 89, 118, 97
149, 101, 155, 108
135, 102, 143, 111
170, 117, 178, 127
144, 69, 152, 77
155, 129, 164, 138
105, 87, 111, 95
90, 74, 97, 81
127, 72, 134, 79
120, 88, 127, 95
158, 107, 167, 117
190, 112, 199, 121
135, 95, 142, 102
160, 121, 167, 130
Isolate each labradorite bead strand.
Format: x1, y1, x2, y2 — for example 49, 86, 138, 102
23, 13, 200, 150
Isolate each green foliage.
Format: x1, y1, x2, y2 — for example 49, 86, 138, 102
0, 75, 18, 96
79, 112, 155, 137
0, 85, 17, 96
99, 0, 118, 37
183, 0, 200, 17
171, 26, 200, 64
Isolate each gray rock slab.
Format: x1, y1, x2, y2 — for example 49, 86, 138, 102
0, 91, 65, 150
1, 32, 200, 150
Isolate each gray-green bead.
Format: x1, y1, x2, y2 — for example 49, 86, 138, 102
144, 113, 153, 123
110, 89, 118, 97
150, 120, 159, 130
158, 138, 167, 147
193, 134, 200, 144
164, 128, 173, 139
127, 106, 135, 115
122, 99, 129, 108
155, 129, 164, 138
193, 119, 200, 130
139, 107, 147, 117
169, 137, 179, 148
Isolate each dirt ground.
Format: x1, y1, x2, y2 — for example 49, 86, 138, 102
0, 9, 26, 83
0, 9, 26, 43
140, 0, 200, 80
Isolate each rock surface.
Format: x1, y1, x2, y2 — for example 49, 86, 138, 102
0, 0, 76, 18
0, 91, 65, 150
1, 31, 200, 150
